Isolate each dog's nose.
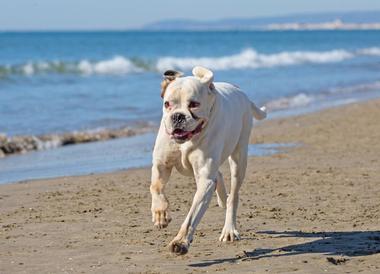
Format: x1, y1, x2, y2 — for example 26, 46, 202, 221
171, 112, 186, 125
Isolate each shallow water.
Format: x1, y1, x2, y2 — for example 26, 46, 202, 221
1, 30, 380, 183
1, 31, 380, 136
0, 133, 296, 184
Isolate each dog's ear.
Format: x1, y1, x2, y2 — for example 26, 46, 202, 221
161, 70, 183, 98
192, 66, 215, 90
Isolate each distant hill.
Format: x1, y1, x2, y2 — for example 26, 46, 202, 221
143, 11, 380, 30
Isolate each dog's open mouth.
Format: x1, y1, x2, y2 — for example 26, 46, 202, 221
171, 122, 204, 141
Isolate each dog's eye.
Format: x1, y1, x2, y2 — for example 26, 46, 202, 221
188, 101, 200, 108
164, 101, 170, 108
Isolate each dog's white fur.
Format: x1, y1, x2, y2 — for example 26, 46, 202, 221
150, 66, 266, 255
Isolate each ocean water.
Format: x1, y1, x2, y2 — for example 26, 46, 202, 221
1, 30, 380, 137
0, 133, 295, 184
1, 30, 380, 183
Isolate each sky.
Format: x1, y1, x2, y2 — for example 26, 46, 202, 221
1, 0, 380, 30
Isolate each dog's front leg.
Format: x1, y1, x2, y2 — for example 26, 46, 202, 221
169, 173, 216, 255
150, 163, 172, 229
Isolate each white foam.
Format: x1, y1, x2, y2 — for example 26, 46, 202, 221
36, 136, 63, 150
357, 47, 380, 56
328, 81, 380, 94
266, 93, 315, 111
266, 80, 380, 112
37, 62, 50, 70
22, 63, 34, 75
3, 46, 380, 77
156, 48, 354, 71
78, 60, 93, 74
8, 57, 142, 76
78, 56, 141, 75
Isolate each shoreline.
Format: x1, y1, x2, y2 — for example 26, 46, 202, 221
1, 88, 379, 161
1, 99, 380, 273
1, 91, 379, 186
0, 124, 155, 158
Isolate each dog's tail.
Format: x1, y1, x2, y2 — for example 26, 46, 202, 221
251, 102, 267, 120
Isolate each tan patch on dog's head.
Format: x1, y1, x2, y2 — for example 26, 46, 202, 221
160, 70, 183, 98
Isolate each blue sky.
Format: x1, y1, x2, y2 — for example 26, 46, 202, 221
1, 0, 380, 30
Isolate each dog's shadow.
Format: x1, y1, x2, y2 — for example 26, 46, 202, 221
189, 230, 380, 267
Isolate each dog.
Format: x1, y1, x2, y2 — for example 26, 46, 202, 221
150, 66, 266, 255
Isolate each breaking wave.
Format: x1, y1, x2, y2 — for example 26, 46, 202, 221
266, 80, 380, 111
356, 47, 380, 56
78, 56, 142, 75
0, 124, 155, 157
156, 48, 354, 71
266, 93, 316, 111
0, 56, 143, 77
0, 47, 380, 77
156, 47, 380, 71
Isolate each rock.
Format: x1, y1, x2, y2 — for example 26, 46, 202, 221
326, 257, 349, 265
0, 124, 156, 157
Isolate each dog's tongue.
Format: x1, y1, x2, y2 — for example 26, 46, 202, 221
172, 128, 191, 139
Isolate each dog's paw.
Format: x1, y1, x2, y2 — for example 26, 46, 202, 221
151, 195, 171, 229
152, 208, 171, 229
168, 239, 189, 255
219, 225, 241, 242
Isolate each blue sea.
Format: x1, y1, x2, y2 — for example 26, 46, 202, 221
1, 30, 380, 182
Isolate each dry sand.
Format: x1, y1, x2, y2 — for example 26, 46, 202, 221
1, 99, 380, 273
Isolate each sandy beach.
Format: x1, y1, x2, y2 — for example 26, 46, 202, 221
1, 99, 380, 273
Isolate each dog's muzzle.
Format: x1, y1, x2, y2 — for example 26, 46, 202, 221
171, 112, 187, 128
170, 121, 204, 142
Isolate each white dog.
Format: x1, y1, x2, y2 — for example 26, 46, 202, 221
150, 66, 266, 255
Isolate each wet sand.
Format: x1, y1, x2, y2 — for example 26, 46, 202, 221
1, 99, 380, 273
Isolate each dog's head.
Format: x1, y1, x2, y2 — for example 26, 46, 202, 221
161, 66, 216, 144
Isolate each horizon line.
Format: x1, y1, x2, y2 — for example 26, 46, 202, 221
2, 9, 380, 32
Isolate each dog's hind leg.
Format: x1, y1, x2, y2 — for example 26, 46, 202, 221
219, 135, 249, 242
216, 171, 227, 208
